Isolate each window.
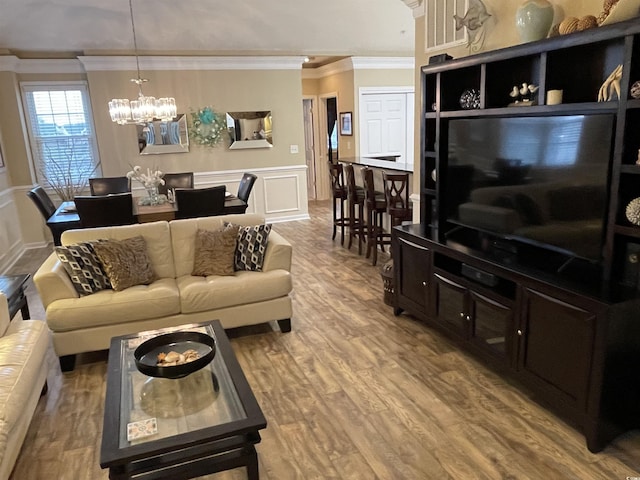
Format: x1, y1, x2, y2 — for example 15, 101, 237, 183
21, 82, 101, 195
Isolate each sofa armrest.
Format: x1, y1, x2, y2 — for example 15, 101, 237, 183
262, 230, 292, 272
33, 253, 79, 309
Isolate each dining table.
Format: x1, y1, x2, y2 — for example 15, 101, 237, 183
47, 194, 248, 233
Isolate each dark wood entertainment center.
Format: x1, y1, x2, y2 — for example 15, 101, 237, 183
393, 18, 640, 453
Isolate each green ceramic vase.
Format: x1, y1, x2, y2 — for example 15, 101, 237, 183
516, 0, 554, 43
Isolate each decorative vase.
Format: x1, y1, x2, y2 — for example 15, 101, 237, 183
145, 185, 160, 206
516, 0, 554, 43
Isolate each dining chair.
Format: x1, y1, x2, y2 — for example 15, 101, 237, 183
175, 186, 226, 219
237, 173, 257, 203
158, 172, 194, 196
27, 185, 80, 245
74, 193, 135, 227
89, 176, 131, 196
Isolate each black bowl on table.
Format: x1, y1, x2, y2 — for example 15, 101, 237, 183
134, 331, 216, 379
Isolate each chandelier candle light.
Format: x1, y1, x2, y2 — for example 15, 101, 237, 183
127, 165, 166, 205
108, 0, 177, 125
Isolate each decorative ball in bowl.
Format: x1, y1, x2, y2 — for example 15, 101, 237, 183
134, 331, 216, 379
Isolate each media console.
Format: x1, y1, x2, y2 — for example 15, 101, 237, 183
393, 18, 640, 452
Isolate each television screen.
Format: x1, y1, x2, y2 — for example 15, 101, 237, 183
446, 114, 615, 261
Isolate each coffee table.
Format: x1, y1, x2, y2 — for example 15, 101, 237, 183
100, 320, 266, 480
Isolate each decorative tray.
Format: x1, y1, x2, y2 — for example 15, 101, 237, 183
134, 331, 216, 379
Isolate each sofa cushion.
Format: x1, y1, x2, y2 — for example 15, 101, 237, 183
192, 226, 239, 276
177, 270, 292, 314
170, 214, 266, 277
93, 236, 156, 291
55, 242, 111, 296
548, 185, 605, 221
0, 320, 48, 434
61, 221, 176, 279
234, 224, 272, 271
45, 278, 180, 332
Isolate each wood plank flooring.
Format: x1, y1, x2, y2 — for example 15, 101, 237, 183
7, 200, 640, 479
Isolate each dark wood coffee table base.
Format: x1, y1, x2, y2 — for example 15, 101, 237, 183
109, 437, 259, 480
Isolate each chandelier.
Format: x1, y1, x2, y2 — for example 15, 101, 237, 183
108, 0, 177, 125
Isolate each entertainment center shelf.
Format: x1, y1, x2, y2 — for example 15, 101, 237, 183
395, 17, 640, 453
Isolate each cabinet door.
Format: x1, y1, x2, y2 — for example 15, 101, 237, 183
433, 272, 468, 338
468, 291, 513, 363
396, 237, 430, 315
518, 288, 596, 411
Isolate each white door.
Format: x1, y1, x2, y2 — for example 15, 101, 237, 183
360, 93, 407, 161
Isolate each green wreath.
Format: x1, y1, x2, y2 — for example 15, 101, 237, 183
189, 107, 228, 147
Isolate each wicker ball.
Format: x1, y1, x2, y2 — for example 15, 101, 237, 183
578, 15, 599, 31
631, 80, 640, 99
626, 198, 640, 226
559, 17, 580, 35
603, 0, 619, 15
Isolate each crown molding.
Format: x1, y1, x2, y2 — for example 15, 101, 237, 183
15, 58, 85, 74
400, 0, 424, 18
78, 56, 307, 71
0, 56, 20, 72
302, 56, 414, 80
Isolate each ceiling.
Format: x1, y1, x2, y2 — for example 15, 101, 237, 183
0, 0, 416, 62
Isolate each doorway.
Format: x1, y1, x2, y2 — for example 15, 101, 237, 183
303, 93, 337, 201
303, 97, 317, 199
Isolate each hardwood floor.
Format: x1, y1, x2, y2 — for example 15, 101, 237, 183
7, 200, 640, 479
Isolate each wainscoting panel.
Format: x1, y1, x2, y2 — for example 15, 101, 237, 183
263, 174, 301, 215
0, 188, 29, 273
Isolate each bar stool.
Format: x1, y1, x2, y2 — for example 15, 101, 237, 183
382, 171, 413, 227
344, 164, 366, 255
329, 162, 349, 245
362, 167, 391, 266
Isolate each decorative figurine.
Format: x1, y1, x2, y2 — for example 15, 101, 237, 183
598, 64, 622, 101
631, 80, 640, 99
453, 0, 492, 53
509, 83, 539, 105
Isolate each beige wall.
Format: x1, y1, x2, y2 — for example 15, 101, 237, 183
88, 69, 306, 176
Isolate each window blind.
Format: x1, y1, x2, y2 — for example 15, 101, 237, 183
21, 82, 101, 193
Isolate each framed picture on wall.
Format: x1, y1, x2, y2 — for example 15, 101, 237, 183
340, 112, 352, 136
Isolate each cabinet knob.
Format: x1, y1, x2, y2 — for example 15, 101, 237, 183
422, 281, 427, 287
459, 312, 465, 318
466, 315, 471, 322
517, 329, 523, 336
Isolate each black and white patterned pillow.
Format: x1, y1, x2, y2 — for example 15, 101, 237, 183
233, 224, 272, 271
55, 241, 111, 296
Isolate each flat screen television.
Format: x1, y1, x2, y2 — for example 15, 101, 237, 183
445, 114, 615, 263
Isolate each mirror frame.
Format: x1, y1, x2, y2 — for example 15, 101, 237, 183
226, 111, 273, 149
137, 114, 189, 155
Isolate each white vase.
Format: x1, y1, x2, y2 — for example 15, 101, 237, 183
516, 0, 554, 43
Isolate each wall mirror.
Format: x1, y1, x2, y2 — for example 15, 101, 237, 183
226, 111, 273, 149
137, 114, 189, 155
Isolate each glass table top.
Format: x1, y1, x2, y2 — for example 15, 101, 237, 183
118, 323, 247, 448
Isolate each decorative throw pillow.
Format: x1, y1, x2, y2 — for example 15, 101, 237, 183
92, 236, 156, 291
229, 223, 272, 271
55, 241, 111, 296
192, 225, 239, 276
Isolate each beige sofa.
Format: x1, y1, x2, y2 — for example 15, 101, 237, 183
0, 293, 50, 480
34, 213, 293, 371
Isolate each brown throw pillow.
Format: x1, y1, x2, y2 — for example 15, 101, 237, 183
92, 236, 156, 291
192, 225, 239, 276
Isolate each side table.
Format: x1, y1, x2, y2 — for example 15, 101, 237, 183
0, 274, 31, 320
